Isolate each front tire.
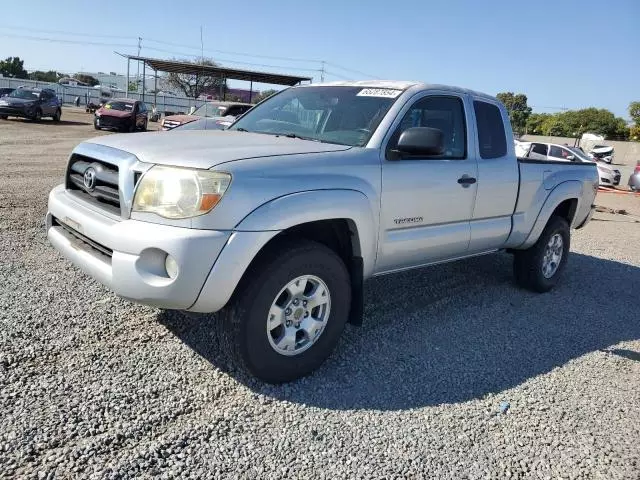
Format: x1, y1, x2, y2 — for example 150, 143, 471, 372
52, 109, 61, 122
0, 115, 7, 120
513, 216, 570, 293
218, 239, 351, 383
31, 108, 42, 122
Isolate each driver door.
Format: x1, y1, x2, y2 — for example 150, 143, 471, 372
376, 93, 478, 273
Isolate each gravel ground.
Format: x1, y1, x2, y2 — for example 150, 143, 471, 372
1, 110, 639, 479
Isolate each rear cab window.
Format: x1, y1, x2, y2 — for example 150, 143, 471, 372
473, 100, 507, 159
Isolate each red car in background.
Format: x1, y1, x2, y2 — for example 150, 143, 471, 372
94, 99, 149, 132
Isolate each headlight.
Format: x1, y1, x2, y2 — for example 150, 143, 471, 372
132, 166, 231, 219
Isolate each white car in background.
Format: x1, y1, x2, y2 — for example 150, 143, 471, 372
518, 142, 620, 187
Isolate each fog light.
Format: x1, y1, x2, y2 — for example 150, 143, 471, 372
165, 254, 178, 279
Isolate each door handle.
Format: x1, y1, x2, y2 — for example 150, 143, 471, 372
457, 175, 477, 187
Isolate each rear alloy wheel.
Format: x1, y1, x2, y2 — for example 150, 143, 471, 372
218, 239, 351, 383
513, 215, 570, 293
52, 109, 61, 122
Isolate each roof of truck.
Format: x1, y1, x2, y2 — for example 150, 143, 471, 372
299, 80, 496, 100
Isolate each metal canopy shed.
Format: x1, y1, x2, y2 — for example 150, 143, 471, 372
116, 53, 312, 104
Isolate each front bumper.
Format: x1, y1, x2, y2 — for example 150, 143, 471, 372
0, 105, 31, 118
46, 185, 231, 310
95, 115, 131, 130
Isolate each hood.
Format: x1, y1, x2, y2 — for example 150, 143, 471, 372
591, 146, 614, 154
163, 114, 199, 124
596, 162, 613, 174
84, 130, 352, 168
1, 97, 36, 105
97, 107, 133, 118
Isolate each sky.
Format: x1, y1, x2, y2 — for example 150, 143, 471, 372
1, 0, 638, 119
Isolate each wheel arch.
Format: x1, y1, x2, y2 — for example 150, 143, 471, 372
519, 181, 582, 249
189, 190, 377, 323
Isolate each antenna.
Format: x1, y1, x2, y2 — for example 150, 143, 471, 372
320, 61, 325, 82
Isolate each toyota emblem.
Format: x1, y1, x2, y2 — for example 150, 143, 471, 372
83, 167, 97, 191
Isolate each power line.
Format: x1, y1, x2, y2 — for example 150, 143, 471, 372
144, 37, 319, 64
324, 61, 378, 79
0, 33, 135, 48
323, 70, 353, 81
0, 25, 135, 40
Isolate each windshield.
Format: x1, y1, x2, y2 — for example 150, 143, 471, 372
9, 89, 40, 100
229, 86, 403, 146
568, 147, 594, 162
105, 101, 134, 112
193, 103, 228, 117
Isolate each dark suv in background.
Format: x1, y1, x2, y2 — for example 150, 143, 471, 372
0, 87, 62, 121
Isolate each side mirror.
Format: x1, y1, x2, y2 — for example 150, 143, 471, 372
394, 127, 444, 158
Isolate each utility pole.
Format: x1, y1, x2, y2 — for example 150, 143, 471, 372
320, 61, 325, 83
136, 37, 142, 92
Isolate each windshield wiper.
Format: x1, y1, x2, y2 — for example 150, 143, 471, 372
282, 133, 321, 142
235, 127, 249, 132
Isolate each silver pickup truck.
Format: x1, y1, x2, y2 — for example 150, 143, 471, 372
46, 81, 598, 382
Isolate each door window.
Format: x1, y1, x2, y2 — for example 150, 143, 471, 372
549, 145, 565, 158
388, 96, 467, 159
530, 143, 548, 156
473, 101, 507, 159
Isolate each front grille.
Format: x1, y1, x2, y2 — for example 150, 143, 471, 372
52, 216, 113, 258
97, 116, 123, 129
66, 154, 121, 216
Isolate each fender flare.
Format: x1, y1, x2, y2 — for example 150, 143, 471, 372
235, 189, 378, 276
519, 180, 582, 249
188, 189, 378, 313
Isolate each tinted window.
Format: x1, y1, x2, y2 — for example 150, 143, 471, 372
389, 95, 467, 159
474, 101, 507, 159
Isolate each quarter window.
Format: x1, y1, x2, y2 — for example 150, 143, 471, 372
389, 96, 467, 159
473, 101, 507, 159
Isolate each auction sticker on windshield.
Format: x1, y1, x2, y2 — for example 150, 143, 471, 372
356, 88, 402, 98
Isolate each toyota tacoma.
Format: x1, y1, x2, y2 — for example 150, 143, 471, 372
46, 81, 598, 383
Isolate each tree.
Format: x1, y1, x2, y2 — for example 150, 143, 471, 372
31, 70, 61, 83
252, 89, 278, 104
128, 81, 138, 92
496, 92, 532, 135
629, 102, 640, 126
0, 56, 28, 79
74, 73, 99, 86
166, 58, 225, 98
525, 113, 552, 135
630, 125, 640, 142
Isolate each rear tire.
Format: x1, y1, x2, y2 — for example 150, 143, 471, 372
217, 239, 351, 383
0, 115, 7, 120
52, 109, 61, 122
513, 216, 570, 293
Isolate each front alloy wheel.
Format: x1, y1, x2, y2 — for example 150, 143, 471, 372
218, 239, 351, 383
267, 275, 331, 356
